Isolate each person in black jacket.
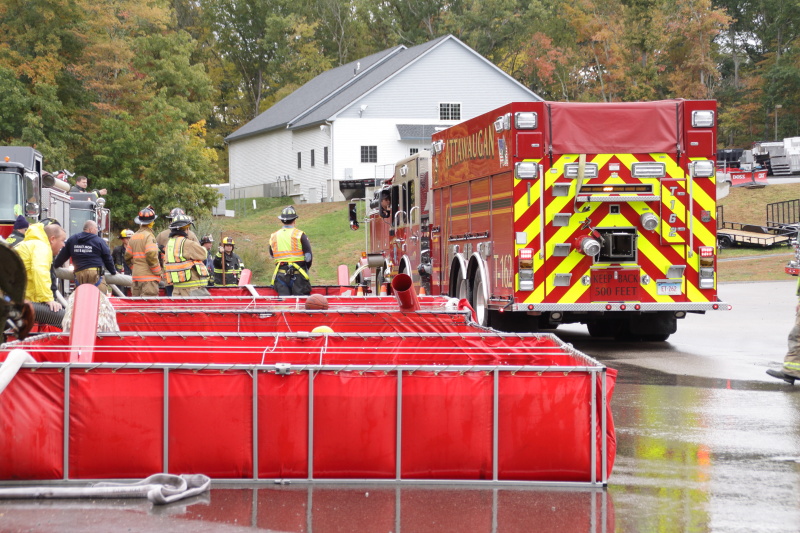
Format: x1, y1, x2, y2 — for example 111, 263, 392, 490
213, 237, 243, 286
112, 229, 133, 276
53, 220, 116, 295
5, 215, 29, 247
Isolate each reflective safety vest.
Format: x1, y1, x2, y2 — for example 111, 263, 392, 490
165, 236, 209, 288
269, 227, 309, 282
269, 228, 306, 263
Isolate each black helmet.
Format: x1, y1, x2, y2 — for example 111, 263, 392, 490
169, 213, 194, 229
200, 234, 213, 245
134, 205, 157, 225
167, 207, 185, 220
279, 206, 298, 222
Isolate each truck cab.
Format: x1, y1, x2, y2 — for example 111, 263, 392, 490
0, 147, 43, 238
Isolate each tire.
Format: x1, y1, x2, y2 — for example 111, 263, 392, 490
472, 275, 489, 327
454, 276, 468, 300
717, 235, 733, 249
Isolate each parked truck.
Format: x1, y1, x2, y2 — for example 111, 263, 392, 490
0, 147, 110, 240
352, 100, 729, 341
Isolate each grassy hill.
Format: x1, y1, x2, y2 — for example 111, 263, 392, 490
197, 198, 364, 285
196, 181, 800, 286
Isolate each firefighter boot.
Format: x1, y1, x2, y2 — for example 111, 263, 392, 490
766, 368, 797, 385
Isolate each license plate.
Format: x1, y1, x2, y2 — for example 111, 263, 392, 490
590, 270, 640, 300
656, 280, 682, 295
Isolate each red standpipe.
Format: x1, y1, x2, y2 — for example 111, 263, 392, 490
69, 284, 100, 362
391, 273, 420, 312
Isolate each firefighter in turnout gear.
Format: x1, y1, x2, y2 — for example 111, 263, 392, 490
125, 205, 162, 297
214, 237, 243, 286
164, 214, 210, 296
112, 229, 133, 276
157, 207, 199, 296
269, 206, 312, 296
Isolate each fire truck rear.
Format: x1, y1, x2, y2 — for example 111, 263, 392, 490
360, 100, 729, 340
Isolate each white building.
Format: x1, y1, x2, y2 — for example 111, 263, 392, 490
226, 35, 542, 203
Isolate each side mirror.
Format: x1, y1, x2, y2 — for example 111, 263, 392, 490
25, 202, 39, 217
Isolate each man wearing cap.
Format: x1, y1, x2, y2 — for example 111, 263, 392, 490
5, 215, 29, 247
125, 205, 162, 297
269, 206, 313, 296
112, 229, 133, 276
53, 220, 116, 295
164, 214, 210, 296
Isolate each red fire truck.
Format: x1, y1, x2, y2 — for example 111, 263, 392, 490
0, 147, 110, 240
354, 100, 729, 340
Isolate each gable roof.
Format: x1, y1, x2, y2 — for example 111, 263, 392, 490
226, 35, 540, 143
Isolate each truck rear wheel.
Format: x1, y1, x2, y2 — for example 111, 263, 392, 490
472, 275, 489, 327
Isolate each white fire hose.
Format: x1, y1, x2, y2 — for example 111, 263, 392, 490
0, 349, 36, 395
0, 473, 211, 504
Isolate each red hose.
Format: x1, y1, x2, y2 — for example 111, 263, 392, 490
391, 273, 420, 312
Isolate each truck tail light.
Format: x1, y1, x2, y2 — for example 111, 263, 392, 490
698, 246, 715, 288
519, 248, 534, 290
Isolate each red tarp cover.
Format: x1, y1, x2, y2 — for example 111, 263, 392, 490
548, 100, 683, 154
0, 370, 63, 479
168, 371, 253, 478
258, 373, 309, 478
69, 370, 163, 478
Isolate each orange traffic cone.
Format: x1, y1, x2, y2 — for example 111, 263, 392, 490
419, 285, 427, 296
380, 283, 388, 296
356, 285, 364, 296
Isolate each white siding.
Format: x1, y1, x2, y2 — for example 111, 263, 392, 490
229, 37, 539, 203
336, 39, 537, 121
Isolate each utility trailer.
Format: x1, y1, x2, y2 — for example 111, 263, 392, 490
716, 205, 795, 248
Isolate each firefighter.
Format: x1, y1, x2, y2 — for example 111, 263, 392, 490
164, 214, 210, 296
269, 206, 312, 296
5, 215, 29, 247
157, 207, 199, 296
768, 278, 800, 384
124, 205, 162, 297
200, 235, 215, 285
53, 220, 116, 295
112, 229, 133, 276
214, 237, 243, 286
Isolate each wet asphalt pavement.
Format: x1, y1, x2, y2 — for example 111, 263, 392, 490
2, 281, 799, 532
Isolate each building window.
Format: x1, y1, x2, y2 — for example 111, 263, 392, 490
440, 103, 461, 121
297, 152, 301, 169
410, 148, 419, 156
361, 145, 377, 163
324, 146, 329, 164
311, 149, 315, 167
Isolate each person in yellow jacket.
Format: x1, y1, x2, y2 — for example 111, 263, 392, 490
164, 214, 210, 296
15, 221, 67, 317
124, 205, 162, 297
269, 206, 313, 296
